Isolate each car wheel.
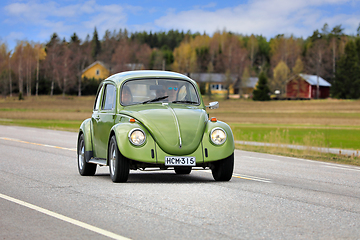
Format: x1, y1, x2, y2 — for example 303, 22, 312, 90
174, 167, 192, 174
109, 135, 129, 183
211, 153, 234, 181
77, 134, 96, 176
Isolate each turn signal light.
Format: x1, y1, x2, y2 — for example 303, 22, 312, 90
210, 117, 217, 122
129, 118, 136, 123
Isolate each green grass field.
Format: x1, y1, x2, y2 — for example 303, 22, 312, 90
1, 95, 359, 165
231, 124, 360, 150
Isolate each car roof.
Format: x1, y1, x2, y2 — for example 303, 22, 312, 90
105, 70, 195, 86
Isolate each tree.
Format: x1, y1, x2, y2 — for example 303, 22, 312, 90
111, 38, 132, 72
68, 32, 92, 96
331, 40, 360, 99
272, 60, 290, 95
240, 67, 250, 96
172, 40, 197, 74
329, 25, 344, 77
256, 35, 271, 70
11, 41, 27, 96
23, 42, 35, 96
0, 43, 10, 98
98, 30, 117, 65
291, 57, 308, 98
270, 35, 301, 75
91, 27, 101, 61
58, 40, 72, 96
253, 71, 270, 101
247, 34, 259, 68
292, 57, 304, 75
34, 43, 46, 96
44, 33, 62, 96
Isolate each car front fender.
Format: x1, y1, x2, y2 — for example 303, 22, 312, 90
201, 120, 235, 162
111, 121, 157, 164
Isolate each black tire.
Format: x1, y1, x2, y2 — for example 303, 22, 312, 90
174, 167, 192, 174
211, 153, 234, 181
77, 134, 96, 176
108, 135, 129, 183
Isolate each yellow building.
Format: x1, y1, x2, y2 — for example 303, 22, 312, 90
81, 61, 110, 80
188, 73, 236, 95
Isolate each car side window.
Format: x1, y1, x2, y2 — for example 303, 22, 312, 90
93, 85, 103, 111
102, 84, 116, 111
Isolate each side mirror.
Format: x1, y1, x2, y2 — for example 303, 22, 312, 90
206, 101, 219, 109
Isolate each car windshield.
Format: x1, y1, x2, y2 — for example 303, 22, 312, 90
121, 79, 200, 106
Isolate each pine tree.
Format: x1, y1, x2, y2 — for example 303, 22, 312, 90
331, 40, 360, 99
253, 71, 271, 101
91, 27, 101, 60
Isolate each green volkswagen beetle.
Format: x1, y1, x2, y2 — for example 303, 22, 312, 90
77, 70, 234, 182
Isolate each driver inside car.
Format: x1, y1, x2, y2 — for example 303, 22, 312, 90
166, 82, 179, 102
121, 86, 133, 105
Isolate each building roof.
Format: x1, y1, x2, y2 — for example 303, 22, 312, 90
299, 74, 331, 87
125, 63, 144, 70
188, 73, 237, 83
82, 61, 109, 73
243, 77, 258, 88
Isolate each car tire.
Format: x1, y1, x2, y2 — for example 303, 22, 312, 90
109, 135, 129, 183
211, 153, 234, 181
77, 134, 96, 176
174, 167, 192, 174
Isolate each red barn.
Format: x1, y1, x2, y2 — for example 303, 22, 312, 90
286, 74, 331, 99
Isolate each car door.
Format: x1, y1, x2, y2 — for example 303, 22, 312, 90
92, 83, 116, 159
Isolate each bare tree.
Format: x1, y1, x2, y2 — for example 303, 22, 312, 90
305, 39, 331, 98
34, 43, 46, 96
270, 35, 301, 76
112, 39, 132, 72
68, 33, 91, 96
44, 34, 62, 96
0, 43, 9, 98
23, 42, 36, 96
11, 41, 27, 97
248, 34, 258, 68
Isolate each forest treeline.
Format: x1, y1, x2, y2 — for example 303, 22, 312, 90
0, 23, 360, 99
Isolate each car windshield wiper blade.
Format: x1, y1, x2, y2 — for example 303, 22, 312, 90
172, 100, 198, 104
142, 96, 168, 104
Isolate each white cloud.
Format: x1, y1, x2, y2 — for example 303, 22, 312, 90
154, 0, 360, 38
5, 31, 25, 41
3, 0, 132, 42
2, 0, 359, 46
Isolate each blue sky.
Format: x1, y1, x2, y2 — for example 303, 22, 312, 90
1, 0, 360, 51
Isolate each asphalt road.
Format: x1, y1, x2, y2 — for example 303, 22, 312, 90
0, 125, 359, 239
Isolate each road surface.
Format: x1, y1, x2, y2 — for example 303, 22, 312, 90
0, 125, 359, 239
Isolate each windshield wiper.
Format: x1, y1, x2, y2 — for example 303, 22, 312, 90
142, 96, 168, 104
172, 100, 198, 104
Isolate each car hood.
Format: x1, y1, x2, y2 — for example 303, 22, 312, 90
120, 104, 208, 155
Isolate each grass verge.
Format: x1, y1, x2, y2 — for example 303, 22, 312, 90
236, 144, 360, 166
0, 119, 81, 132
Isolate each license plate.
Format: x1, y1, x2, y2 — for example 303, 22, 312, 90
165, 156, 196, 166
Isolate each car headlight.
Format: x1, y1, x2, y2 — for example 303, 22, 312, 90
128, 128, 146, 146
210, 128, 227, 145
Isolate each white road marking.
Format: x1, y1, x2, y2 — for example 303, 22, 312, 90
0, 193, 130, 240
323, 165, 360, 172
232, 173, 272, 183
0, 137, 76, 151
242, 156, 280, 162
